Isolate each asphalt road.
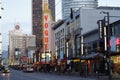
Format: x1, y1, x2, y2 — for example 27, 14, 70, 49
0, 69, 94, 80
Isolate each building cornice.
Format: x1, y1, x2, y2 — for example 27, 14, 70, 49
52, 20, 65, 30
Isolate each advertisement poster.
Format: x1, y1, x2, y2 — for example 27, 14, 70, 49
60, 51, 63, 60
110, 36, 116, 52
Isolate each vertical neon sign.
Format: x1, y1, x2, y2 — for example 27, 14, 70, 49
42, 0, 52, 51
43, 14, 49, 50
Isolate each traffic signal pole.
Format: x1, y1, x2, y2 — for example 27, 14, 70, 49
99, 11, 111, 79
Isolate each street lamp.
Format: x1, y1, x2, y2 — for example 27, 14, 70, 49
100, 11, 111, 79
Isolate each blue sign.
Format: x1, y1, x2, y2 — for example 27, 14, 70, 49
46, 55, 49, 62
60, 51, 63, 60
110, 36, 116, 52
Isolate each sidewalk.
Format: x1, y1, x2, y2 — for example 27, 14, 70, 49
80, 74, 120, 80
37, 70, 120, 80
90, 75, 120, 80
60, 71, 120, 80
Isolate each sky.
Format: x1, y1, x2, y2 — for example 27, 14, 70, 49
1, 0, 120, 51
1, 0, 32, 51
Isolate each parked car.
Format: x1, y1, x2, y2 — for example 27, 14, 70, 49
2, 66, 10, 73
23, 64, 34, 72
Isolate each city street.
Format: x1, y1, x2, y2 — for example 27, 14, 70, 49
0, 69, 94, 80
1, 0, 120, 80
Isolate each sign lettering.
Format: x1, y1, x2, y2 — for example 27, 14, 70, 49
45, 44, 48, 50
44, 23, 48, 28
44, 30, 48, 36
44, 15, 48, 21
44, 37, 48, 42
43, 14, 49, 50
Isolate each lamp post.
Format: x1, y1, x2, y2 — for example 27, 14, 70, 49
44, 44, 46, 69
100, 11, 111, 79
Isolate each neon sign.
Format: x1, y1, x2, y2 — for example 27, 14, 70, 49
43, 14, 49, 50
42, 0, 52, 51
116, 38, 120, 45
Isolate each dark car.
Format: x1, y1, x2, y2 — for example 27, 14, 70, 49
2, 66, 10, 73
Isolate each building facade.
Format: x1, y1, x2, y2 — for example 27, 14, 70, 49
9, 24, 36, 65
32, 0, 55, 48
62, 0, 98, 19
9, 24, 23, 65
65, 6, 120, 58
64, 6, 120, 75
109, 20, 120, 76
52, 20, 66, 60
0, 0, 2, 66
26, 35, 36, 64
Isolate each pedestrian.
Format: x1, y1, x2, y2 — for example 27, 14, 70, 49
37, 66, 39, 72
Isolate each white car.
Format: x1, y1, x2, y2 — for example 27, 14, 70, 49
23, 64, 34, 72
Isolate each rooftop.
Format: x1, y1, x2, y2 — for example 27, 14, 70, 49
97, 6, 120, 10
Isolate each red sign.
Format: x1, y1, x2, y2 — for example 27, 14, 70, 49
118, 57, 120, 61
116, 38, 120, 45
23, 56, 27, 62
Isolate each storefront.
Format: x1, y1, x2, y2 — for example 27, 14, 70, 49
80, 53, 104, 75
73, 59, 80, 72
111, 55, 120, 76
60, 59, 67, 73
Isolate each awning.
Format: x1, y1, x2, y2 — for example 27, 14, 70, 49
80, 52, 104, 60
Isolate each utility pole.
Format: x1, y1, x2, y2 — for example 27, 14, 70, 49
100, 11, 111, 79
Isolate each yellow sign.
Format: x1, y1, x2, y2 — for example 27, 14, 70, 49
73, 59, 80, 62
81, 60, 85, 62
111, 56, 120, 63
